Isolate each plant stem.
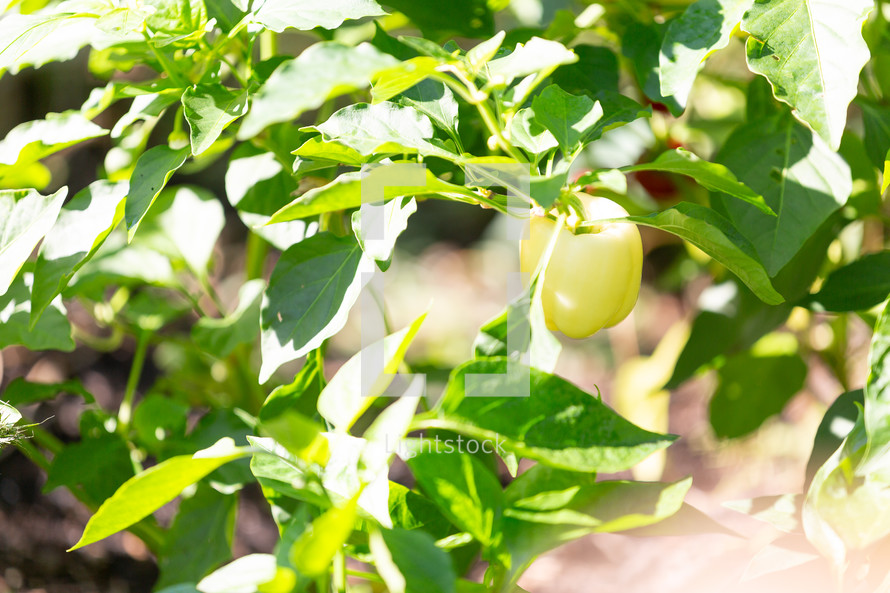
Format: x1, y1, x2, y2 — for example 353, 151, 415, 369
259, 29, 278, 61
245, 232, 268, 280
333, 550, 347, 593
118, 331, 150, 434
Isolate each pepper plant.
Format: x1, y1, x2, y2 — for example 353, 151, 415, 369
1, 0, 890, 591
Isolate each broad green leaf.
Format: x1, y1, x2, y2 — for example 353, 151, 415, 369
0, 111, 107, 166
860, 100, 890, 171
260, 233, 374, 383
69, 438, 250, 551
371, 56, 441, 103
383, 0, 495, 40
144, 0, 208, 40
713, 114, 850, 276
292, 137, 368, 166
124, 145, 189, 241
31, 180, 127, 325
248, 437, 328, 508
407, 451, 503, 546
140, 186, 226, 277
132, 394, 189, 453
0, 272, 74, 352
239, 42, 398, 138
290, 497, 359, 576
439, 358, 676, 473
503, 477, 691, 571
465, 30, 505, 72
250, 0, 386, 32
44, 432, 134, 502
508, 108, 558, 157
618, 203, 783, 305
193, 279, 265, 359
805, 389, 862, 485
225, 146, 313, 251
743, 0, 872, 150
259, 352, 325, 422
388, 482, 452, 537
585, 91, 651, 143
807, 251, 890, 313
864, 301, 890, 447
530, 85, 602, 154
550, 45, 620, 97
622, 22, 682, 116
370, 528, 456, 593
260, 410, 329, 466
487, 37, 577, 83
709, 333, 807, 438
0, 12, 96, 75
268, 169, 478, 223
398, 79, 459, 136
196, 554, 278, 593
1, 377, 93, 406
667, 279, 791, 389
182, 84, 249, 156
623, 148, 772, 215
306, 102, 456, 160
659, 0, 752, 106
352, 196, 417, 268
157, 484, 237, 590
317, 313, 426, 431
0, 187, 66, 296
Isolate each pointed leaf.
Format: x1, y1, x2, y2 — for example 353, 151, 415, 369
182, 84, 249, 156
742, 0, 873, 149
124, 145, 189, 240
250, 0, 386, 32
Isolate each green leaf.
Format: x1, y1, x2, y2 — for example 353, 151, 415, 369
268, 168, 478, 223
529, 85, 602, 154
352, 197, 417, 268
317, 313, 426, 431
439, 358, 676, 473
250, 0, 386, 32
45, 432, 134, 502
805, 389, 862, 486
0, 272, 74, 351
807, 251, 890, 313
713, 114, 850, 276
239, 42, 398, 138
744, 0, 873, 148
196, 553, 279, 593
623, 148, 772, 215
225, 145, 312, 251
381, 0, 495, 40
193, 279, 264, 359
622, 22, 682, 116
487, 37, 577, 83
1, 377, 94, 406
157, 485, 237, 590
508, 108, 558, 157
864, 302, 890, 446
398, 79, 459, 136
503, 477, 691, 569
132, 394, 189, 453
31, 180, 127, 325
182, 84, 249, 156
371, 528, 457, 593
0, 12, 97, 75
306, 102, 456, 160
407, 451, 504, 546
0, 111, 107, 166
69, 438, 250, 551
620, 203, 783, 305
292, 136, 369, 166
248, 437, 328, 508
0, 187, 67, 296
667, 279, 791, 389
290, 497, 359, 576
659, 0, 752, 106
260, 233, 374, 383
709, 333, 807, 438
140, 186, 226, 277
260, 411, 329, 465
124, 145, 189, 241
371, 56, 442, 103
549, 45, 620, 97
259, 353, 325, 422
859, 100, 890, 170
